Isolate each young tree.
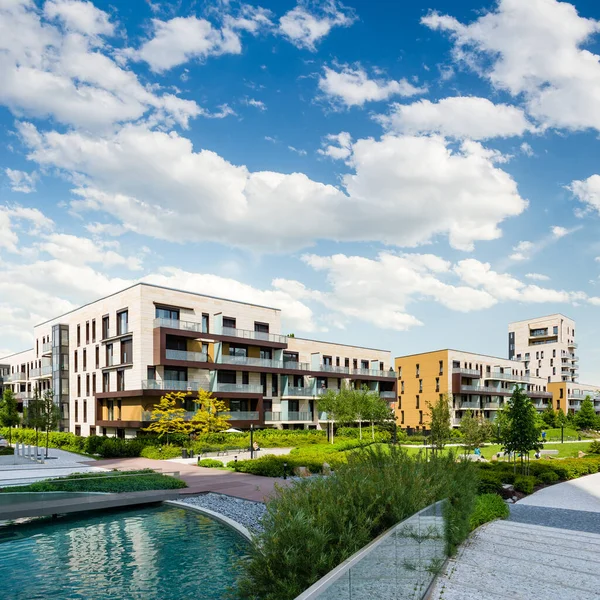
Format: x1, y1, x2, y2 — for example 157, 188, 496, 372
556, 408, 568, 428
500, 386, 542, 474
459, 410, 492, 455
576, 396, 598, 431
143, 391, 189, 444
318, 387, 351, 444
541, 405, 558, 429
427, 394, 452, 452
0, 388, 21, 445
365, 391, 394, 441
24, 388, 46, 447
40, 390, 60, 459
188, 389, 231, 434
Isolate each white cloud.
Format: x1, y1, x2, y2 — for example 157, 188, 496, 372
288, 145, 307, 155
0, 205, 54, 253
551, 225, 569, 238
244, 98, 267, 110
44, 0, 115, 36
279, 0, 355, 51
567, 174, 600, 214
318, 131, 352, 160
422, 0, 600, 132
5, 169, 37, 193
508, 225, 577, 262
85, 222, 128, 236
376, 96, 531, 139
21, 124, 528, 252
509, 240, 534, 261
520, 142, 534, 157
525, 273, 550, 281
0, 0, 200, 130
318, 65, 426, 108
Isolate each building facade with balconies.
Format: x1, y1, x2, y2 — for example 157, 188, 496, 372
395, 349, 552, 431
508, 314, 578, 383
547, 381, 600, 417
0, 283, 394, 437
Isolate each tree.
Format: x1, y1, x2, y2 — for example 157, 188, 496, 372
24, 388, 46, 447
500, 386, 542, 474
143, 391, 190, 444
427, 394, 452, 452
556, 408, 568, 428
541, 405, 558, 429
576, 396, 598, 431
364, 391, 394, 441
188, 389, 231, 434
40, 390, 60, 459
0, 388, 21, 445
459, 410, 492, 454
318, 387, 352, 444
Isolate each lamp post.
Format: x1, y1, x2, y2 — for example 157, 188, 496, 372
250, 423, 254, 459
283, 462, 288, 480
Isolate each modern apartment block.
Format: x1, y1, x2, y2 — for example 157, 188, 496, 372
395, 349, 553, 431
0, 283, 396, 438
508, 314, 578, 383
548, 381, 600, 416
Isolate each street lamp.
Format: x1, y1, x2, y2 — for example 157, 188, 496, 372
250, 423, 254, 459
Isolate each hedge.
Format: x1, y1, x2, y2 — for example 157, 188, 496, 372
197, 459, 224, 469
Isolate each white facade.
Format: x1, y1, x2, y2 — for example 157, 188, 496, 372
508, 314, 577, 383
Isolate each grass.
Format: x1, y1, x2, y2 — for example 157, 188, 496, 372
470, 494, 509, 530
0, 469, 187, 493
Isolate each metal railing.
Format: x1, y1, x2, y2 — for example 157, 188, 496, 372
283, 386, 315, 397
452, 368, 481, 377
228, 411, 259, 420
218, 355, 310, 370
42, 342, 52, 354
5, 372, 26, 382
214, 383, 263, 394
141, 379, 203, 391
351, 367, 397, 378
166, 349, 208, 363
30, 365, 52, 378
265, 411, 281, 421
222, 326, 287, 344
153, 317, 206, 333
461, 385, 502, 393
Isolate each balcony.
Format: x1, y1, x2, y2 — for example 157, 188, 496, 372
461, 385, 502, 394
287, 411, 314, 421
283, 386, 315, 397
485, 372, 529, 383
42, 342, 52, 355
30, 365, 52, 378
569, 342, 578, 348
228, 411, 260, 421
529, 390, 553, 398
142, 410, 197, 421
483, 402, 500, 409
219, 355, 310, 370
166, 349, 208, 363
452, 368, 481, 377
15, 392, 31, 401
459, 401, 481, 409
5, 372, 26, 383
141, 379, 202, 391
529, 330, 550, 337
319, 364, 350, 375
154, 317, 205, 333
351, 368, 397, 378
214, 383, 263, 394
380, 391, 397, 400
222, 326, 287, 345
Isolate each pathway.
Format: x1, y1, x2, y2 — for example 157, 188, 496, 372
85, 457, 289, 502
429, 473, 600, 600
168, 447, 293, 466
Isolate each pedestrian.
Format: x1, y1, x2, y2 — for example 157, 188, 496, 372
253, 441, 260, 452
541, 430, 546, 442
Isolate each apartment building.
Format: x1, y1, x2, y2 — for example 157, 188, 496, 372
508, 314, 578, 383
548, 381, 600, 416
395, 350, 552, 431
0, 283, 395, 438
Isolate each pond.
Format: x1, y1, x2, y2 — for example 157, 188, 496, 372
0, 504, 248, 599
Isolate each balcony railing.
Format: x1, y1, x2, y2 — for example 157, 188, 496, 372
380, 391, 397, 399
219, 355, 310, 370
319, 364, 350, 375
141, 380, 202, 391
283, 386, 315, 397
485, 372, 529, 382
42, 342, 52, 354
30, 365, 52, 378
228, 411, 260, 420
265, 411, 281, 421
452, 368, 481, 377
483, 402, 500, 409
529, 390, 553, 398
166, 349, 208, 363
102, 325, 130, 339
529, 330, 550, 337
459, 401, 481, 409
569, 342, 578, 348
351, 368, 397, 378
287, 411, 314, 421
5, 372, 26, 383
214, 383, 263, 394
222, 326, 287, 344
142, 410, 198, 421
15, 392, 31, 401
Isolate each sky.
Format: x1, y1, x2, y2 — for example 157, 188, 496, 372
1, 0, 600, 381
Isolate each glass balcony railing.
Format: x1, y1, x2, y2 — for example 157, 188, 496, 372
153, 317, 205, 333
5, 372, 26, 383
141, 380, 202, 391
222, 327, 287, 344
283, 386, 315, 397
265, 411, 281, 421
166, 349, 208, 363
228, 411, 260, 420
452, 368, 481, 377
379, 391, 397, 399
30, 365, 52, 378
319, 364, 350, 375
141, 410, 197, 421
42, 342, 52, 354
214, 383, 263, 394
351, 367, 397, 378
287, 411, 314, 421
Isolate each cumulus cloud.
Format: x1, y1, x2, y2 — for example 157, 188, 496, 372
44, 0, 115, 36
318, 131, 352, 160
318, 65, 426, 108
525, 273, 550, 281
422, 0, 600, 132
508, 225, 577, 262
567, 174, 600, 214
376, 96, 531, 139
20, 124, 527, 252
279, 0, 355, 51
244, 98, 267, 110
0, 205, 54, 253
5, 169, 37, 193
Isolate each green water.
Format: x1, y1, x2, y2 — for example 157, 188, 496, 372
0, 505, 248, 599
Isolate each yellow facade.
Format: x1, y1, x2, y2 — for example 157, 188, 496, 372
547, 382, 566, 413
395, 350, 449, 430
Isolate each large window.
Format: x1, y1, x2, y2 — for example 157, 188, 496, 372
156, 307, 179, 320
228, 344, 247, 357
260, 348, 272, 360
218, 370, 236, 384
117, 310, 128, 335
117, 370, 125, 391
166, 335, 186, 351
254, 322, 269, 333
202, 313, 209, 333
102, 316, 109, 339
223, 317, 236, 329
121, 339, 132, 364
103, 372, 110, 392
165, 368, 186, 381
272, 374, 278, 397
106, 344, 113, 367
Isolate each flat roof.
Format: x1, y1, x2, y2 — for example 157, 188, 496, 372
508, 313, 574, 326
0, 348, 34, 361
394, 348, 523, 363
34, 282, 281, 328
290, 336, 390, 353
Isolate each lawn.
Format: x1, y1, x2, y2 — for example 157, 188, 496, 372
0, 469, 187, 493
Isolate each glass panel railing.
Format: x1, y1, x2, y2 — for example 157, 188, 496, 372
284, 386, 315, 397
228, 411, 260, 420
287, 412, 313, 421
5, 372, 26, 383
265, 411, 281, 421
153, 317, 204, 333
165, 349, 208, 362
141, 380, 202, 391
379, 391, 396, 399
42, 342, 52, 353
221, 327, 287, 344
214, 383, 263, 394
452, 368, 481, 377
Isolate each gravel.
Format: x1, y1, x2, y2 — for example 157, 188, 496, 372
180, 493, 267, 534
509, 504, 600, 534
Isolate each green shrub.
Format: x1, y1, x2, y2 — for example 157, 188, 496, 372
97, 438, 144, 458
0, 447, 13, 456
477, 471, 503, 494
140, 445, 182, 460
514, 475, 536, 494
537, 471, 559, 484
470, 494, 509, 530
197, 458, 224, 468
588, 440, 600, 454
235, 447, 477, 600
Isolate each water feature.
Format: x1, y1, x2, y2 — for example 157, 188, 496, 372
0, 504, 248, 599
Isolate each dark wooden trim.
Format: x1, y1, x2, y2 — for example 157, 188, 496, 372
153, 301, 194, 311
101, 362, 134, 372
96, 419, 143, 428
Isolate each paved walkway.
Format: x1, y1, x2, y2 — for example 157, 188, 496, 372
85, 457, 289, 502
168, 447, 293, 466
430, 473, 600, 599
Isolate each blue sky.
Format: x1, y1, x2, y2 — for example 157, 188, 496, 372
2, 0, 600, 381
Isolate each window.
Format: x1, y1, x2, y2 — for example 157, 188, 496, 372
336, 357, 340, 367
419, 379, 423, 393
218, 370, 237, 384
75, 400, 78, 422
439, 360, 444, 375
242, 371, 249, 385
86, 322, 90, 345
345, 358, 350, 368
550, 359, 553, 366
82, 348, 87, 371
202, 313, 209, 333
77, 325, 81, 346
260, 348, 272, 360
541, 351, 544, 359
121, 339, 132, 364
229, 344, 247, 357
536, 369, 539, 377
361, 360, 369, 370
380, 361, 384, 371
156, 306, 179, 321
147, 366, 156, 380
435, 377, 440, 392
323, 355, 332, 366
102, 372, 110, 393
560, 388, 564, 398
83, 400, 87, 423
263, 399, 273, 412
416, 364, 420, 377
95, 345, 99, 369
284, 351, 299, 363
401, 411, 404, 424
293, 374, 304, 387
536, 352, 539, 359
553, 367, 556, 376
77, 375, 81, 396
86, 374, 90, 395
223, 317, 236, 330
353, 359, 358, 369
401, 381, 404, 394
117, 310, 128, 335
102, 316, 109, 339
553, 349, 556, 358
419, 410, 423, 425
317, 377, 327, 390
92, 373, 96, 395
398, 366, 402, 378
553, 326, 558, 335
117, 370, 125, 391
92, 319, 96, 343
272, 375, 278, 397
416, 395, 420, 409
106, 344, 113, 367
260, 373, 268, 395
74, 350, 78, 372
254, 322, 269, 333
165, 368, 186, 382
